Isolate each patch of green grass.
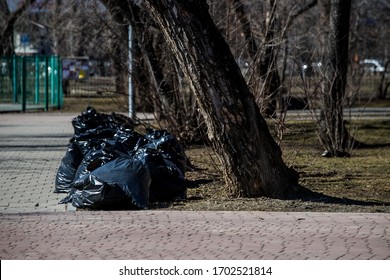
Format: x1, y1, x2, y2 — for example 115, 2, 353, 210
353, 98, 390, 108
282, 119, 390, 204
177, 118, 390, 212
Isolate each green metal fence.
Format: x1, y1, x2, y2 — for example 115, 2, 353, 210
0, 55, 63, 112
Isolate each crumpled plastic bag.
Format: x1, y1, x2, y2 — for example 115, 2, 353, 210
60, 158, 150, 210
54, 142, 83, 193
55, 107, 187, 210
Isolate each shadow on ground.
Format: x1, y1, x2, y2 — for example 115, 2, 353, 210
289, 184, 390, 208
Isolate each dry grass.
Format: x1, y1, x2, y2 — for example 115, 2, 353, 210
161, 119, 390, 213
61, 96, 129, 114
63, 97, 390, 212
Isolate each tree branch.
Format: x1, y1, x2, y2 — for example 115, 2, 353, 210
286, 0, 318, 28
0, 0, 37, 41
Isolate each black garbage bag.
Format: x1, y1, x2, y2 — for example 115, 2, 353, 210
71, 107, 106, 136
72, 107, 135, 137
54, 141, 83, 193
112, 129, 147, 154
72, 130, 144, 181
149, 159, 186, 202
144, 129, 187, 173
74, 131, 116, 156
56, 107, 188, 210
134, 148, 186, 202
109, 112, 135, 130
60, 157, 150, 210
73, 145, 118, 180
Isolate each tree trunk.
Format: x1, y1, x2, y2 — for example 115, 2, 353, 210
232, 0, 281, 117
256, 0, 281, 118
378, 60, 390, 99
138, 0, 298, 198
318, 0, 353, 156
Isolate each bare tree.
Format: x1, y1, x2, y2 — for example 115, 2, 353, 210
102, 2, 128, 97
225, 0, 281, 117
378, 60, 390, 99
101, 0, 207, 144
317, 0, 354, 156
106, 0, 299, 198
0, 0, 37, 55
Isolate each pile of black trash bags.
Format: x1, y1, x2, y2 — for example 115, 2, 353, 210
55, 107, 187, 210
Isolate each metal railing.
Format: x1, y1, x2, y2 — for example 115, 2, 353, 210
0, 55, 63, 112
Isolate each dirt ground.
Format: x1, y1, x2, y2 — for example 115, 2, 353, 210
62, 97, 390, 213
155, 119, 390, 213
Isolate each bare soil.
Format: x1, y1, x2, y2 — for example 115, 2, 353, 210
63, 97, 390, 213
155, 119, 390, 213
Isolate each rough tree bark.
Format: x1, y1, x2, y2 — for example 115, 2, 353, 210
318, 0, 354, 156
126, 0, 299, 198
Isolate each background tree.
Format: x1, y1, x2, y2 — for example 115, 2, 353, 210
6, 0, 390, 175
317, 0, 354, 156
0, 0, 37, 55
229, 0, 281, 117
101, 0, 207, 144
349, 0, 390, 100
